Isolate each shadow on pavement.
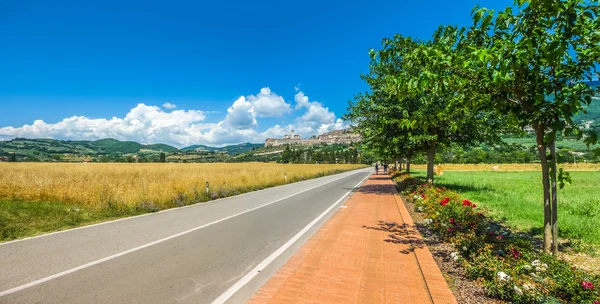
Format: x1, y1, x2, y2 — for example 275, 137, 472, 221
362, 221, 426, 254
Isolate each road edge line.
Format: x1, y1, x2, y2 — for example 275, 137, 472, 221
0, 171, 366, 298
210, 173, 371, 304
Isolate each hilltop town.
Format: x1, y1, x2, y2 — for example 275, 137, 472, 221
264, 128, 362, 147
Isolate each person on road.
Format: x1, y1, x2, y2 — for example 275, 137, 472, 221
375, 163, 379, 175
383, 162, 388, 174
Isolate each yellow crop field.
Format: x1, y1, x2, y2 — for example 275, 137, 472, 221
0, 163, 365, 210
410, 163, 600, 172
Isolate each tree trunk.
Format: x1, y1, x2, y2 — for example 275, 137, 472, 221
395, 159, 399, 171
426, 143, 436, 184
535, 127, 552, 254
550, 138, 558, 255
406, 156, 411, 174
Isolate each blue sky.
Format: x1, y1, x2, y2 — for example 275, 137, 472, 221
0, 0, 512, 147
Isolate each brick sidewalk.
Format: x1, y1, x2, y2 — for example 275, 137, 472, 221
248, 175, 457, 304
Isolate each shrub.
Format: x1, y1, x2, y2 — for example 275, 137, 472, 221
397, 174, 600, 304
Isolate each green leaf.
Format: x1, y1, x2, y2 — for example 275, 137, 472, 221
557, 168, 572, 189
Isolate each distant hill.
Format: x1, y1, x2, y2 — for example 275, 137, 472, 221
182, 143, 263, 155
92, 139, 178, 153
0, 138, 179, 160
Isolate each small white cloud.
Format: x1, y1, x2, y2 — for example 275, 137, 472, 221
294, 92, 311, 109
162, 102, 177, 109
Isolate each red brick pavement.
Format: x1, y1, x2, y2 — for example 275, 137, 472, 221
248, 174, 457, 304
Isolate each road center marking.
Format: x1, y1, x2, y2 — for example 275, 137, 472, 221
211, 173, 370, 304
0, 171, 369, 298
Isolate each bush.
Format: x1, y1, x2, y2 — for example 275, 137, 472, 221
396, 174, 600, 304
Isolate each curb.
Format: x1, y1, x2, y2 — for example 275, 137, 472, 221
391, 183, 458, 304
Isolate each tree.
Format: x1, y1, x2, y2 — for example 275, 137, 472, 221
159, 152, 166, 163
469, 0, 600, 254
348, 27, 507, 183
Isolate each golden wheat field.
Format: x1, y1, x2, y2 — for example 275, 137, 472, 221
0, 163, 366, 209
411, 163, 600, 172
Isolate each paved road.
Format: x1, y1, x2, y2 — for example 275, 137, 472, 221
0, 168, 371, 304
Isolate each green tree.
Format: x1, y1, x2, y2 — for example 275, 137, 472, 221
469, 0, 600, 254
159, 152, 166, 163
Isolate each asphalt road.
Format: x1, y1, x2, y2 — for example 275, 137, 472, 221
0, 168, 371, 304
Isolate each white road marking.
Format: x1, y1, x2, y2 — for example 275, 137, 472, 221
211, 173, 370, 304
0, 171, 368, 298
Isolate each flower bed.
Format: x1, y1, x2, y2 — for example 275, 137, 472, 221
390, 170, 600, 304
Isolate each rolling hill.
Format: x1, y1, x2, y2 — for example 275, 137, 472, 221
181, 143, 263, 155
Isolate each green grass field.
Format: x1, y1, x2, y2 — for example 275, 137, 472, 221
413, 170, 600, 246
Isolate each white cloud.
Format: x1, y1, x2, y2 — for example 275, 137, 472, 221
0, 88, 349, 148
223, 96, 257, 130
294, 92, 311, 109
162, 102, 177, 109
0, 104, 206, 147
247, 87, 291, 117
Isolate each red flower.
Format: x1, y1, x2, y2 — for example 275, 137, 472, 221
496, 235, 504, 240
421, 194, 426, 199
447, 227, 455, 233
581, 281, 594, 290
440, 197, 450, 206
477, 212, 484, 217
471, 204, 477, 208
462, 200, 472, 206
449, 218, 456, 225
593, 301, 599, 304
470, 222, 476, 229
510, 248, 523, 259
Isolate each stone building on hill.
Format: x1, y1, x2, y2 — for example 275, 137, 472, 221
264, 129, 361, 147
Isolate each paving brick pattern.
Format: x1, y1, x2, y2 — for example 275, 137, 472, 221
248, 175, 457, 304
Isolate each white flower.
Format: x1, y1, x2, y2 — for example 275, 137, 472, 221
531, 260, 541, 267
497, 271, 510, 281
530, 272, 539, 278
523, 265, 532, 271
450, 252, 460, 261
535, 266, 543, 273
513, 285, 523, 295
417, 207, 423, 212
522, 283, 534, 291
413, 195, 419, 199
541, 263, 548, 270
462, 246, 468, 251
423, 218, 433, 225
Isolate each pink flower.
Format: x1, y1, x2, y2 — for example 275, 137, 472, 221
471, 204, 477, 208
462, 200, 472, 206
449, 218, 456, 225
440, 198, 450, 206
447, 227, 455, 233
593, 300, 599, 304
421, 194, 426, 199
581, 281, 594, 290
496, 235, 504, 240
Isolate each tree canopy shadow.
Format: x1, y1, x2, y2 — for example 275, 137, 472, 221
362, 221, 427, 254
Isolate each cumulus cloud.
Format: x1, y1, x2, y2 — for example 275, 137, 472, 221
0, 88, 348, 147
294, 92, 311, 109
292, 91, 348, 138
223, 97, 257, 130
162, 102, 177, 109
247, 87, 291, 117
